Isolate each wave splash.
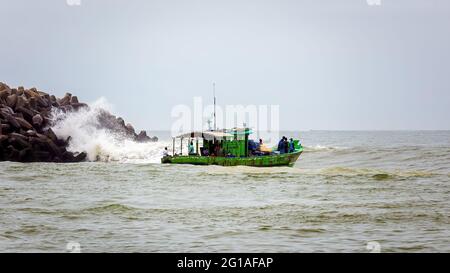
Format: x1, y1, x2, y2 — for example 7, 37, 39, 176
50, 98, 167, 163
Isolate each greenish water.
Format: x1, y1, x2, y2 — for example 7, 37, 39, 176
1, 131, 449, 252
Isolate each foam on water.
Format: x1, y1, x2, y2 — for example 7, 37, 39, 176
50, 98, 168, 163
1, 131, 450, 252
303, 145, 347, 152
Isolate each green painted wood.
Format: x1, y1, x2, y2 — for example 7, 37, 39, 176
161, 148, 303, 167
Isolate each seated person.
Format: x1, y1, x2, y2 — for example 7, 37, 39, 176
213, 144, 221, 156
188, 141, 196, 155
216, 146, 224, 157
258, 139, 272, 155
248, 139, 257, 154
200, 147, 209, 156
162, 147, 169, 157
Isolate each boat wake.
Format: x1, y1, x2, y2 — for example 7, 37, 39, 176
51, 98, 167, 163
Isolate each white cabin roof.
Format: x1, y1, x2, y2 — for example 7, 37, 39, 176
175, 131, 233, 140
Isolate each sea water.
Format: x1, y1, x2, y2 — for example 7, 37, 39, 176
0, 104, 449, 252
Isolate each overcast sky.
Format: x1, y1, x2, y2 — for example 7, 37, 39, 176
1, 0, 449, 130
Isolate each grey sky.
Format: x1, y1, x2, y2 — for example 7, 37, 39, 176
1, 0, 449, 130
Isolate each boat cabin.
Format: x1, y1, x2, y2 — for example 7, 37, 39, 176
172, 128, 252, 158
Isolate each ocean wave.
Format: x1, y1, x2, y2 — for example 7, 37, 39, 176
257, 225, 326, 234
302, 167, 438, 180
303, 145, 450, 157
51, 98, 166, 164
13, 224, 57, 235
197, 165, 302, 176
83, 203, 138, 214
303, 145, 348, 153
195, 165, 439, 180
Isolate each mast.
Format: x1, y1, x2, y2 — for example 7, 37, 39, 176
213, 82, 216, 131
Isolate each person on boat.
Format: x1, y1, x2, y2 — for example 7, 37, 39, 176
188, 141, 195, 155
162, 147, 169, 157
201, 147, 209, 156
249, 139, 262, 156
210, 141, 218, 156
289, 138, 295, 153
279, 136, 289, 154
258, 139, 271, 155
248, 139, 257, 155
283, 137, 289, 154
278, 136, 286, 153
257, 139, 264, 152
214, 143, 224, 156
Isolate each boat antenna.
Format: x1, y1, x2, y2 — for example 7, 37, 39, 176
213, 82, 216, 131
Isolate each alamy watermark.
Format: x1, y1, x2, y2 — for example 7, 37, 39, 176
366, 241, 381, 253
171, 97, 280, 144
66, 241, 82, 253
366, 0, 381, 6
65, 0, 381, 7
66, 0, 81, 6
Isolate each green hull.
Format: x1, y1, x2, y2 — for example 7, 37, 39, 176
161, 148, 302, 167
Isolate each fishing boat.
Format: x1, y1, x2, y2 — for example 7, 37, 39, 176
162, 84, 302, 167
161, 128, 303, 167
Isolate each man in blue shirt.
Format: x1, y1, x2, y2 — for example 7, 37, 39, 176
278, 136, 286, 154
289, 138, 295, 153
